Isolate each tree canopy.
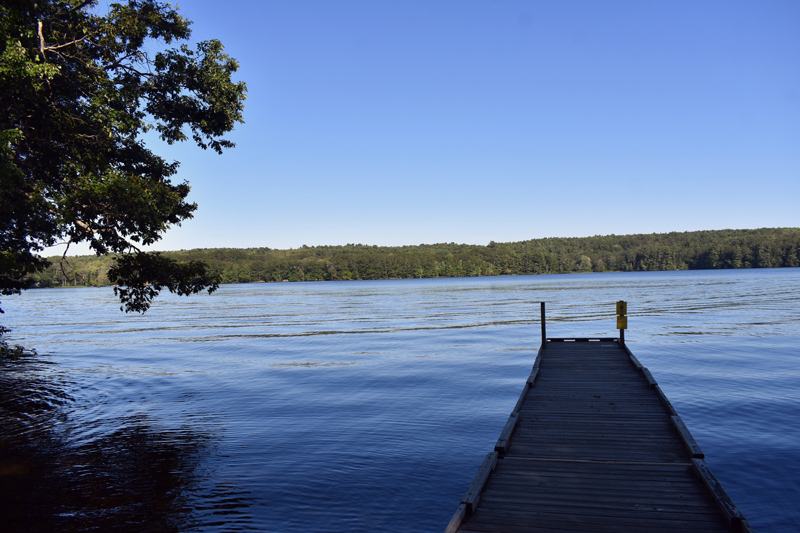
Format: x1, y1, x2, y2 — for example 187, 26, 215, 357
0, 0, 246, 316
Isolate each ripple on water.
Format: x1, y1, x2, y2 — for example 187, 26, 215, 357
1, 269, 799, 531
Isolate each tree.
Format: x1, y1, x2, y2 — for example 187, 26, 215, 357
0, 0, 246, 320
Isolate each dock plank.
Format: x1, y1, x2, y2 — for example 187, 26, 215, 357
449, 339, 749, 532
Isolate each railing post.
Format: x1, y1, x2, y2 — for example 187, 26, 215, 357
540, 302, 546, 348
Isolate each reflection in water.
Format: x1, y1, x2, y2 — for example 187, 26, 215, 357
0, 359, 254, 532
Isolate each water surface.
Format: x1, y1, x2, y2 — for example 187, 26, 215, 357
2, 269, 798, 531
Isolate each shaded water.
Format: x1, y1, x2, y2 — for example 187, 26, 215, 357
1, 269, 798, 531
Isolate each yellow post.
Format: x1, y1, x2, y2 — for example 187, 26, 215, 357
616, 300, 627, 344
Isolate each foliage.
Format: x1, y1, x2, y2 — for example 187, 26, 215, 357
0, 0, 245, 314
108, 252, 218, 313
0, 325, 34, 359
26, 228, 800, 289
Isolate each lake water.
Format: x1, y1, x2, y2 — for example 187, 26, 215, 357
1, 269, 799, 532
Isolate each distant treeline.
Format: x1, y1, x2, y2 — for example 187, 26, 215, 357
30, 228, 800, 288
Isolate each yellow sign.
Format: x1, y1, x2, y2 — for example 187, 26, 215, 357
616, 301, 627, 330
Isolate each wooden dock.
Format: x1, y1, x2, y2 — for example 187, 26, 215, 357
446, 308, 749, 532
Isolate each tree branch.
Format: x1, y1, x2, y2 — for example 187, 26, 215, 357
43, 34, 96, 52
58, 243, 87, 286
38, 20, 45, 56
73, 219, 97, 235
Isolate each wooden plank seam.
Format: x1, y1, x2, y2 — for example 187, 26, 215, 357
494, 412, 520, 455
526, 367, 539, 386
692, 458, 752, 533
462, 451, 498, 513
672, 415, 705, 459
654, 385, 679, 416
510, 366, 539, 413
622, 343, 644, 369
512, 382, 530, 414
532, 347, 543, 370
641, 367, 658, 387
445, 451, 499, 532
443, 503, 467, 533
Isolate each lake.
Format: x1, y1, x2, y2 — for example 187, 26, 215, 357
1, 269, 799, 531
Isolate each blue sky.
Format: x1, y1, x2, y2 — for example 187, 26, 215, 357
73, 1, 800, 252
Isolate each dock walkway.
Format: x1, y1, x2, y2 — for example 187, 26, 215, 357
446, 338, 749, 532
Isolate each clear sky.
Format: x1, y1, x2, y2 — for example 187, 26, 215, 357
65, 0, 800, 253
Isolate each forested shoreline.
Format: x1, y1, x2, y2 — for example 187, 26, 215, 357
30, 228, 800, 288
